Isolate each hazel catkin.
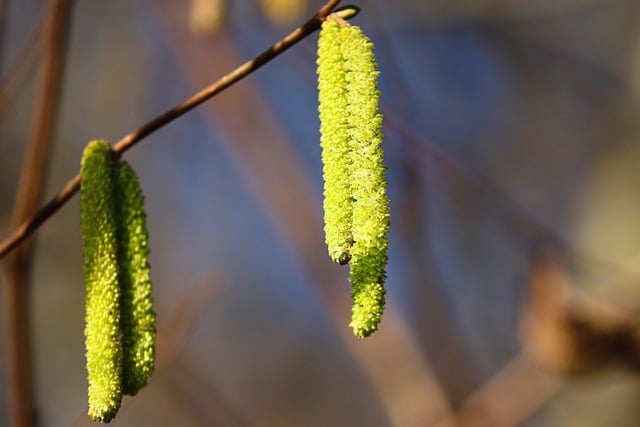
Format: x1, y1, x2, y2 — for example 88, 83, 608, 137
113, 161, 156, 396
317, 18, 354, 265
317, 16, 390, 338
80, 140, 123, 422
342, 24, 389, 338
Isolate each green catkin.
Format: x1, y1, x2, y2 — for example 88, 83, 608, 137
80, 140, 122, 422
317, 19, 354, 265
342, 24, 389, 338
113, 161, 156, 396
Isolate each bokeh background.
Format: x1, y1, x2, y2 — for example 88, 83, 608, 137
2, 0, 640, 426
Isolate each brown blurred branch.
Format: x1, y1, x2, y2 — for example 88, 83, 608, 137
0, 0, 341, 261
2, 1, 74, 426
155, 276, 224, 368
0, 0, 5, 64
165, 363, 253, 427
433, 353, 563, 427
0, 20, 42, 121
382, 111, 624, 280
397, 154, 478, 407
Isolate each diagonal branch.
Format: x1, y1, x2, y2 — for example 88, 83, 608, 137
0, 0, 342, 261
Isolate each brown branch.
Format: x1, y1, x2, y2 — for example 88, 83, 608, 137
3, 1, 75, 426
383, 112, 621, 277
0, 0, 6, 66
432, 353, 563, 427
0, 0, 341, 261
0, 20, 42, 121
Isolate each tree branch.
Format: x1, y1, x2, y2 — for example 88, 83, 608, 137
3, 1, 75, 425
0, 19, 42, 121
0, 0, 341, 261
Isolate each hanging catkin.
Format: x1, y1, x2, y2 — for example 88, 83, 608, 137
113, 161, 156, 396
317, 16, 389, 338
80, 140, 123, 422
342, 23, 389, 338
317, 18, 354, 265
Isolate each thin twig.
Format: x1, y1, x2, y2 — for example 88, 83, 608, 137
0, 0, 341, 261
3, 1, 74, 426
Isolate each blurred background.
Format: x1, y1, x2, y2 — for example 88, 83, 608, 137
2, 0, 640, 426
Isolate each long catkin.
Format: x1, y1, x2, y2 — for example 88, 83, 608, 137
342, 24, 389, 338
317, 18, 354, 265
317, 16, 390, 338
80, 140, 123, 422
113, 161, 156, 396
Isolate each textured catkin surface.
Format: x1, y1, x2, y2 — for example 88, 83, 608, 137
342, 25, 389, 339
80, 140, 123, 422
317, 19, 354, 265
113, 161, 156, 396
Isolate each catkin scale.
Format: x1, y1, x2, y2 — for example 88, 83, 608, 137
342, 24, 389, 338
80, 140, 123, 422
113, 162, 156, 396
317, 19, 354, 265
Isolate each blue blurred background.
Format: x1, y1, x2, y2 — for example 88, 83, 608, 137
3, 0, 640, 426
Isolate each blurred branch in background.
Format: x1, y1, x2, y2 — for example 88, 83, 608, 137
397, 152, 478, 408
386, 112, 620, 280
164, 363, 253, 427
434, 353, 562, 427
0, 20, 41, 122
520, 248, 613, 374
0, 0, 6, 118
2, 1, 74, 426
140, 274, 249, 426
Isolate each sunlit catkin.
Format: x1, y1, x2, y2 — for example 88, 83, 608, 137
317, 18, 353, 265
80, 140, 122, 422
113, 161, 156, 396
342, 24, 389, 338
